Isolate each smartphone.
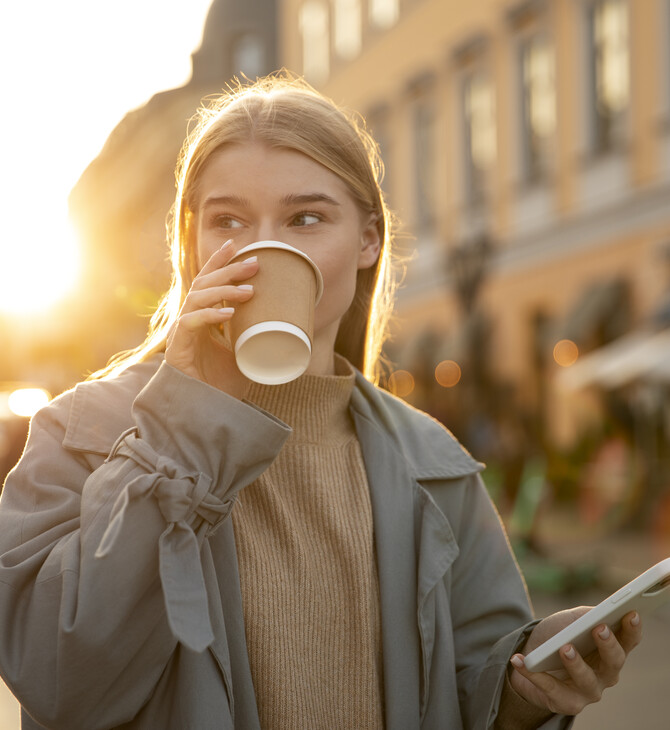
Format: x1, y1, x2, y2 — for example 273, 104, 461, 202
524, 557, 670, 672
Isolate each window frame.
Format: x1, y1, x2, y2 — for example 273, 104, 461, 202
299, 0, 331, 84
517, 29, 557, 186
461, 66, 497, 206
333, 0, 362, 60
583, 0, 631, 157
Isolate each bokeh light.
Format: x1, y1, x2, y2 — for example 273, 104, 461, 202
435, 359, 462, 388
553, 339, 579, 367
388, 369, 415, 397
7, 388, 51, 418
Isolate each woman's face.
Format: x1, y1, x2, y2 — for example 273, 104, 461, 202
193, 142, 381, 355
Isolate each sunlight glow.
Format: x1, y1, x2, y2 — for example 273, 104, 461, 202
1, 0, 215, 320
0, 209, 81, 315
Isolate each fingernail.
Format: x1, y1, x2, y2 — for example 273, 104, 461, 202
510, 655, 524, 669
563, 645, 576, 660
598, 626, 611, 640
630, 612, 640, 626
237, 284, 254, 292
242, 256, 258, 264
217, 307, 235, 315
220, 239, 233, 250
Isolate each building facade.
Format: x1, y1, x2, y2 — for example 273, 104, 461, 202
281, 0, 670, 446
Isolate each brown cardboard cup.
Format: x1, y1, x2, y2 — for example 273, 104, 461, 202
224, 241, 323, 385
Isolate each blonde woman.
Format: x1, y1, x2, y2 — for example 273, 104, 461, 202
0, 73, 640, 730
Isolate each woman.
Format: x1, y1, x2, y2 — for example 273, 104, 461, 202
0, 72, 640, 730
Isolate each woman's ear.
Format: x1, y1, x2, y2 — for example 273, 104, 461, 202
357, 214, 382, 270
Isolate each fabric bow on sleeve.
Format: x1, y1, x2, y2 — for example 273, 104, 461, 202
95, 430, 229, 652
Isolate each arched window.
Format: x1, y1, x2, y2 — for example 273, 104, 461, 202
232, 33, 265, 79
333, 0, 362, 60
463, 70, 497, 203
588, 0, 630, 152
520, 33, 556, 182
369, 0, 399, 29
299, 0, 330, 83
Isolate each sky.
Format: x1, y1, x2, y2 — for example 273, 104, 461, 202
0, 0, 214, 317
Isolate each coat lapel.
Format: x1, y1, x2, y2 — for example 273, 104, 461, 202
209, 519, 262, 730
350, 375, 482, 729
352, 405, 422, 730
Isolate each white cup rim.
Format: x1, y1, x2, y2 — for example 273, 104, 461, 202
234, 321, 312, 385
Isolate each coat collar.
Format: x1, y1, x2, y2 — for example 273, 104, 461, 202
350, 371, 484, 481
62, 358, 483, 482
62, 356, 163, 454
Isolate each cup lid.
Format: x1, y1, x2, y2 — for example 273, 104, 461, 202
230, 240, 324, 303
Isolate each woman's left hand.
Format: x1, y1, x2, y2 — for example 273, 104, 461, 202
509, 608, 642, 716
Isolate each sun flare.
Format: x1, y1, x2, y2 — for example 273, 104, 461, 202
0, 211, 81, 317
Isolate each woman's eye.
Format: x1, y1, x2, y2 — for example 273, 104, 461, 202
291, 212, 322, 227
213, 215, 243, 229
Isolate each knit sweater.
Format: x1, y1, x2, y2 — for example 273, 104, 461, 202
232, 359, 384, 730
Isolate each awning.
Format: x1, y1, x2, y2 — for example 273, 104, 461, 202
557, 328, 670, 391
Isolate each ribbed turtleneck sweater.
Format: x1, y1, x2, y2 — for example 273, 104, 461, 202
232, 358, 384, 730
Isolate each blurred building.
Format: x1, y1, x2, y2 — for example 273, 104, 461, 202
68, 0, 278, 369
282, 0, 670, 450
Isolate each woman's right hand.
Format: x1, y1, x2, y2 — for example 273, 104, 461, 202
165, 240, 259, 398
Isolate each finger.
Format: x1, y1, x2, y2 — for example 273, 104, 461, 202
194, 251, 259, 290
591, 624, 626, 683
166, 306, 235, 361
617, 611, 643, 655
182, 284, 253, 314
510, 655, 588, 715
197, 239, 235, 276
559, 644, 605, 701
192, 258, 259, 295
176, 307, 235, 333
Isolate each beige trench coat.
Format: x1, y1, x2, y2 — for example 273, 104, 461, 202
0, 357, 572, 729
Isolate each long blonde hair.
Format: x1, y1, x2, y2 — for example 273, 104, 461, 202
93, 71, 399, 382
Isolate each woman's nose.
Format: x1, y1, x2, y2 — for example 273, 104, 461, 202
231, 224, 281, 255
254, 222, 282, 244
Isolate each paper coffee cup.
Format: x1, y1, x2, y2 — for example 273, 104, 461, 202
223, 241, 323, 385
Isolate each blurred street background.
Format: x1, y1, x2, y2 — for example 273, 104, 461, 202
2, 0, 670, 727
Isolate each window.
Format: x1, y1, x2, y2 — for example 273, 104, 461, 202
232, 34, 265, 80
299, 1, 330, 84
658, 0, 670, 180
369, 0, 399, 29
367, 106, 393, 199
463, 71, 497, 203
587, 0, 630, 153
412, 93, 435, 229
333, 0, 362, 60
520, 33, 556, 183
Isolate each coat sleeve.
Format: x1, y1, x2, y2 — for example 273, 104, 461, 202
0, 362, 290, 730
431, 473, 573, 730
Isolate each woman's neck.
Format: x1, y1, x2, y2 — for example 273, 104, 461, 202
305, 323, 339, 376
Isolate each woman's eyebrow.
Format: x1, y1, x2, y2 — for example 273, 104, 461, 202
201, 194, 250, 210
280, 193, 341, 207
